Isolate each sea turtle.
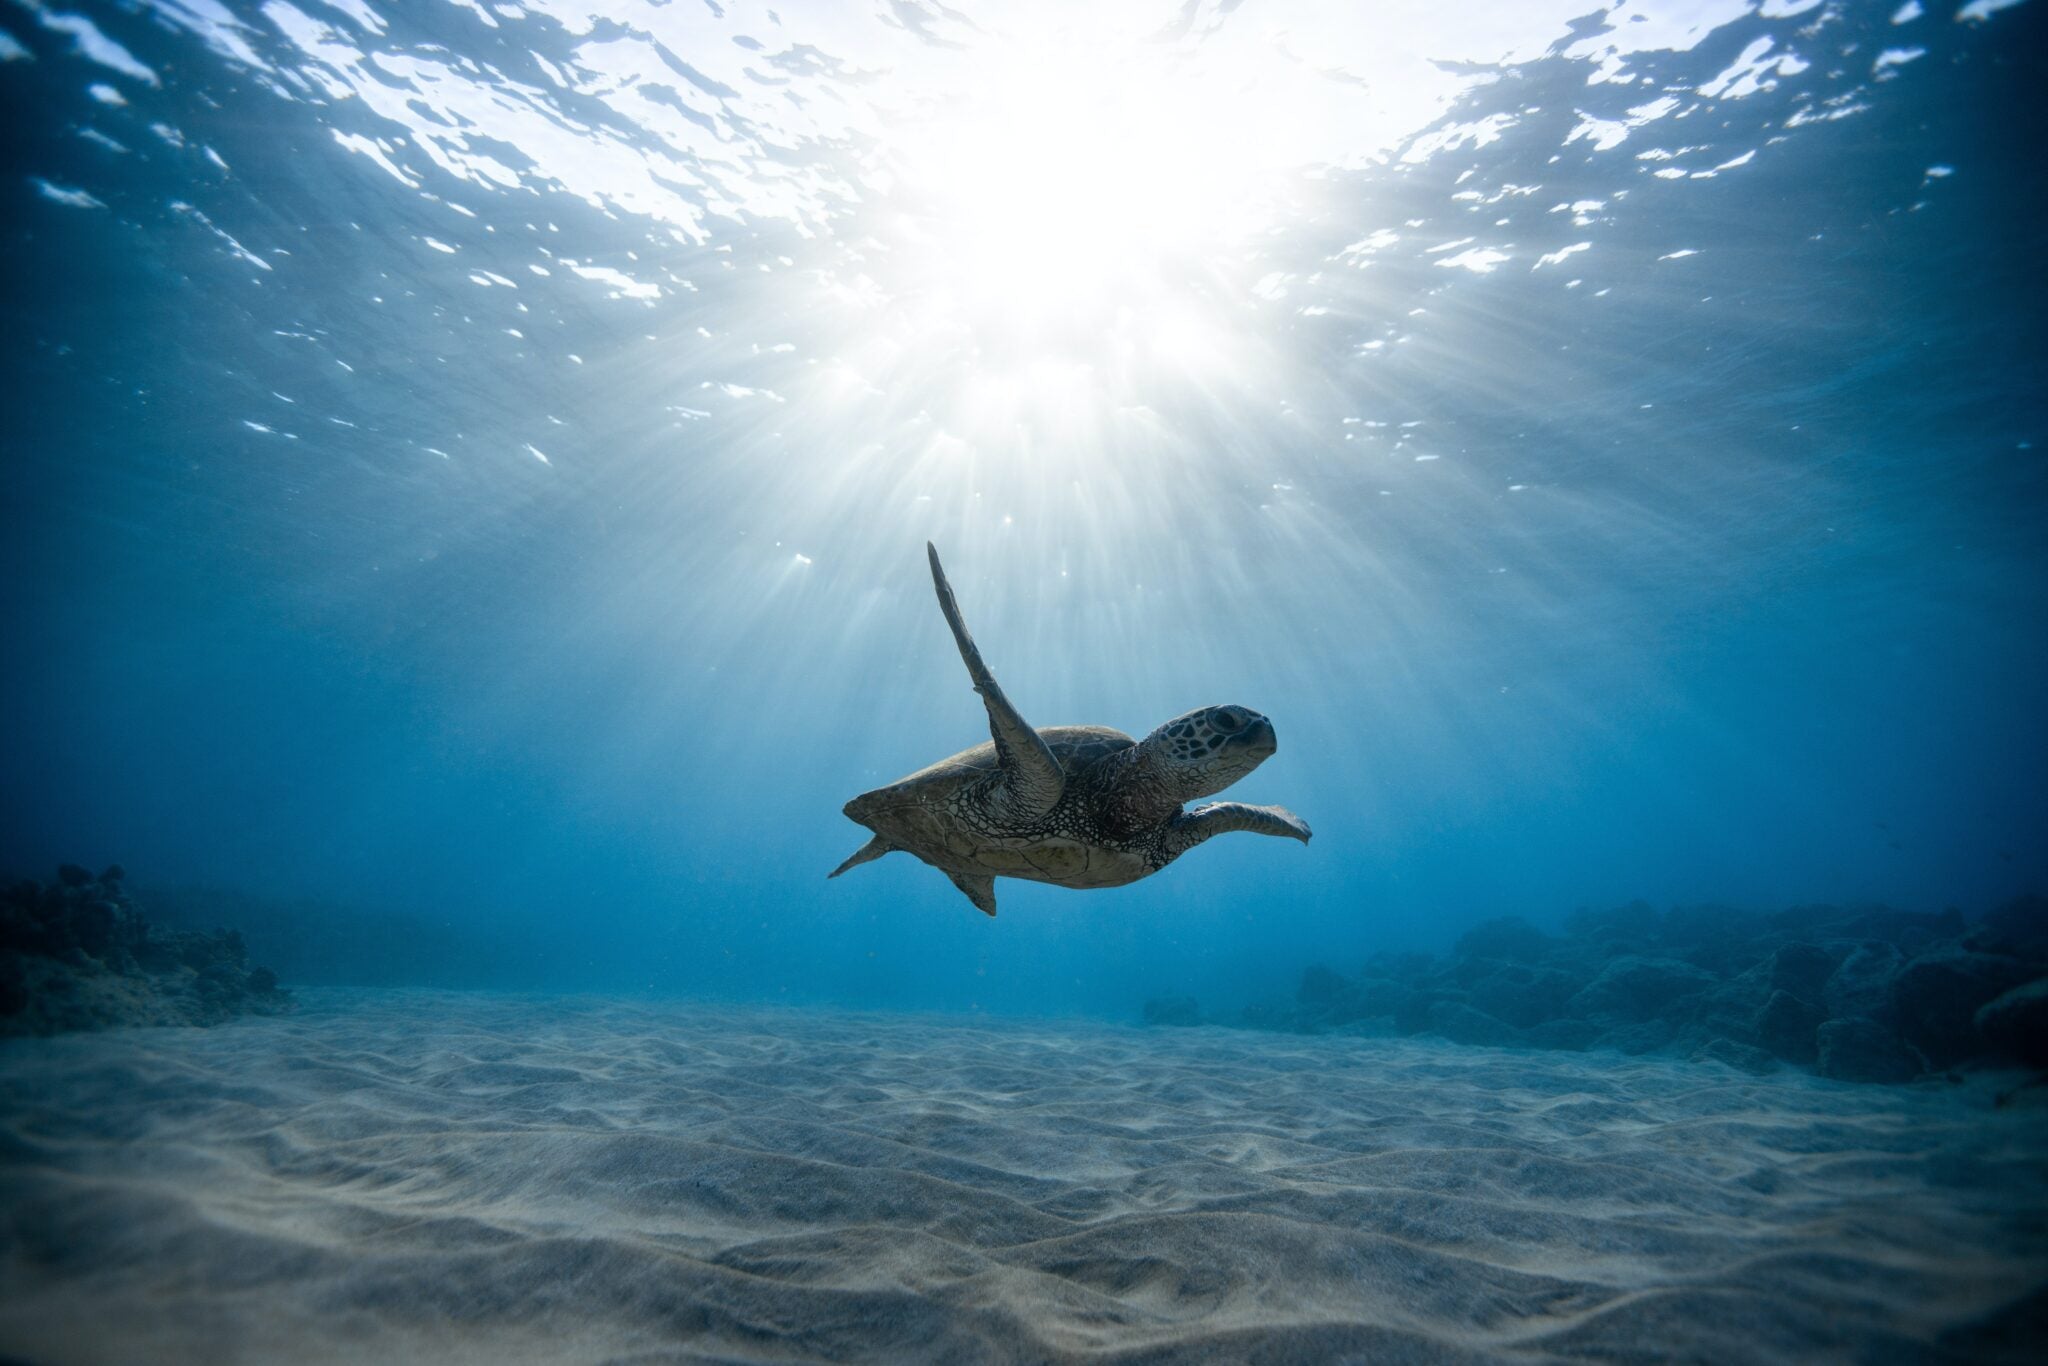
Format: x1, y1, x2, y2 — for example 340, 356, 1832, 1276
830, 543, 1310, 916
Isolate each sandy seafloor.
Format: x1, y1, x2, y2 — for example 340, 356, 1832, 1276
1, 991, 2043, 1364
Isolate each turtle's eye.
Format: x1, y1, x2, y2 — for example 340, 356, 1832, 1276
1214, 707, 1245, 732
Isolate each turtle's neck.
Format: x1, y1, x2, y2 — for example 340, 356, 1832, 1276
1086, 741, 1187, 840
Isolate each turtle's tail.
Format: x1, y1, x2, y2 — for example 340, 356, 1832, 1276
829, 835, 894, 879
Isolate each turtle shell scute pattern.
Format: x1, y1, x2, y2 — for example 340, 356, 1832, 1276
847, 726, 1163, 889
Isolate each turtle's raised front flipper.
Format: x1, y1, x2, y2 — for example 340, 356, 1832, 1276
946, 870, 999, 917
1164, 803, 1312, 860
927, 542, 1064, 823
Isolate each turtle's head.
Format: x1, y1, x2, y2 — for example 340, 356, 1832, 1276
1140, 704, 1277, 802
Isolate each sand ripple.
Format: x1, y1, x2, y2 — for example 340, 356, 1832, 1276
1, 991, 2043, 1363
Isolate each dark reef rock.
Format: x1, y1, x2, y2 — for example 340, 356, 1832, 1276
1825, 942, 1905, 1022
1393, 988, 1458, 1036
1, 866, 291, 1038
1817, 1018, 1926, 1084
1690, 1037, 1778, 1076
1566, 956, 1716, 1023
141, 882, 507, 988
1966, 895, 2048, 963
1753, 989, 1827, 1064
1889, 949, 2037, 1068
1196, 896, 2048, 1085
1975, 978, 2048, 1069
1424, 1001, 1521, 1048
1461, 964, 1581, 1028
1343, 977, 1413, 1021
1596, 1018, 1680, 1056
1290, 969, 1409, 1030
1767, 942, 1840, 1003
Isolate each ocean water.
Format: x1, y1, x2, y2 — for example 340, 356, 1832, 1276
3, 1, 2046, 1360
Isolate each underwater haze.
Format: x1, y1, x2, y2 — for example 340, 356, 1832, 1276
3, 0, 2046, 1011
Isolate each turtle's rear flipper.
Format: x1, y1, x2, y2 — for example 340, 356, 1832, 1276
946, 871, 998, 917
829, 835, 894, 878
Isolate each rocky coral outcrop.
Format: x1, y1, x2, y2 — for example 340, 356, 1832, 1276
1142, 896, 2048, 1084
1976, 978, 2048, 1070
1, 865, 291, 1037
1816, 1018, 1926, 1083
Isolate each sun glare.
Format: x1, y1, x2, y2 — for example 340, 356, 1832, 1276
765, 4, 1588, 506
882, 34, 1284, 363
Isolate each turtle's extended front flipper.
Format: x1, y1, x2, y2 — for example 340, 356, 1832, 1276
927, 542, 1064, 823
1164, 803, 1313, 859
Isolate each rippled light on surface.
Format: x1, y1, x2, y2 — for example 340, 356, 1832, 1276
71, 0, 1999, 620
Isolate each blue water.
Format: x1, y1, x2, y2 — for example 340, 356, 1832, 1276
2, 0, 2043, 1018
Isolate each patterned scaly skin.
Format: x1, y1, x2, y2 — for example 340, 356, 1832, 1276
847, 707, 1278, 888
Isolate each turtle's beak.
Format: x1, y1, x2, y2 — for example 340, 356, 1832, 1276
1236, 715, 1277, 759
